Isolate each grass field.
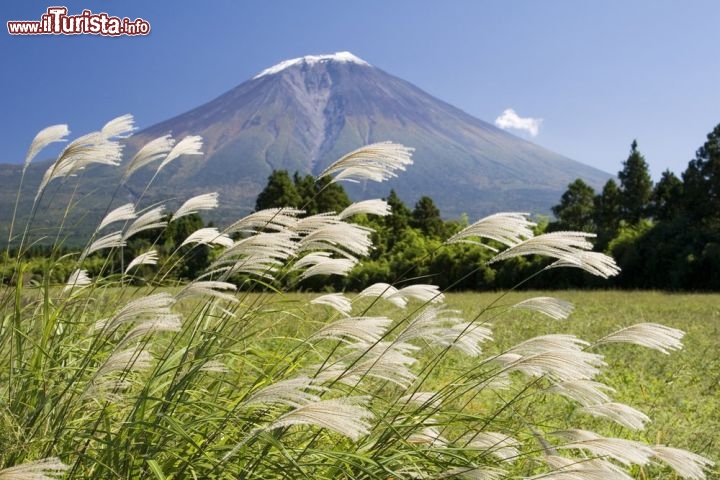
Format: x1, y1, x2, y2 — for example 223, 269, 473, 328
170, 288, 720, 478
442, 290, 720, 463
3, 124, 717, 477
254, 290, 720, 465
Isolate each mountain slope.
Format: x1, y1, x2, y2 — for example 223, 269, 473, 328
125, 51, 609, 219
1, 52, 610, 244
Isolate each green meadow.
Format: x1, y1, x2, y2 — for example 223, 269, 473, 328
2, 120, 717, 478
232, 290, 720, 469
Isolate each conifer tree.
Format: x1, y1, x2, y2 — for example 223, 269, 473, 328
682, 123, 720, 222
551, 178, 596, 232
411, 196, 444, 238
383, 190, 411, 249
255, 170, 302, 211
652, 169, 683, 221
618, 140, 653, 224
593, 179, 621, 244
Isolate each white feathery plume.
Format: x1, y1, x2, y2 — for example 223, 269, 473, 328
512, 297, 574, 320
489, 231, 600, 266
509, 334, 591, 355
172, 192, 219, 221
180, 227, 234, 248
244, 376, 325, 408
652, 445, 715, 480
553, 429, 655, 466
318, 142, 414, 184
407, 426, 447, 447
298, 222, 374, 260
464, 432, 521, 462
496, 348, 605, 383
441, 322, 494, 357
446, 212, 536, 251
393, 284, 445, 304
310, 293, 353, 316
295, 253, 357, 279
208, 257, 282, 280
81, 232, 125, 260
357, 283, 405, 308
397, 306, 461, 344
24, 124, 70, 170
95, 292, 175, 333
0, 457, 69, 480
292, 251, 337, 270
124, 135, 175, 179
225, 207, 304, 234
156, 135, 203, 173
36, 129, 124, 201
596, 323, 684, 354
101, 113, 135, 139
537, 455, 635, 480
63, 269, 91, 292
97, 203, 136, 232
548, 380, 616, 407
307, 363, 363, 387
580, 402, 650, 430
398, 391, 442, 409
344, 341, 419, 388
291, 212, 342, 235
548, 251, 621, 279
215, 231, 298, 264
339, 199, 391, 219
500, 335, 606, 382
310, 316, 392, 344
96, 346, 153, 378
123, 206, 166, 240
265, 396, 373, 441
211, 231, 298, 279
125, 250, 158, 273
177, 281, 238, 304
120, 314, 182, 346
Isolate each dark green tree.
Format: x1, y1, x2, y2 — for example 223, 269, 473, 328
618, 140, 653, 224
551, 179, 596, 232
293, 172, 316, 211
593, 179, 621, 245
313, 176, 352, 214
381, 190, 411, 251
255, 170, 302, 211
292, 172, 351, 214
651, 169, 683, 221
411, 196, 445, 238
682, 123, 720, 222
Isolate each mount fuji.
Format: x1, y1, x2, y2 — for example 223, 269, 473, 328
0, 52, 610, 243
125, 51, 609, 219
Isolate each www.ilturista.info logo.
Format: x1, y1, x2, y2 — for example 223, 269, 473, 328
7, 7, 150, 36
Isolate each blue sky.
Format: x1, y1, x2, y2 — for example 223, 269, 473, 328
2, 1, 719, 180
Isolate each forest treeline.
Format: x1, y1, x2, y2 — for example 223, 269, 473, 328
5, 124, 719, 290
550, 123, 720, 290
253, 123, 720, 291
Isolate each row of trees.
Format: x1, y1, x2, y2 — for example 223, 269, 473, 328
254, 171, 600, 291
256, 123, 720, 291
551, 124, 720, 289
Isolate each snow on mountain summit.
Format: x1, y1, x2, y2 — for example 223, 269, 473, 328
253, 52, 370, 79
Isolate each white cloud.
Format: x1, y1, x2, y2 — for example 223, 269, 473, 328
494, 108, 543, 137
